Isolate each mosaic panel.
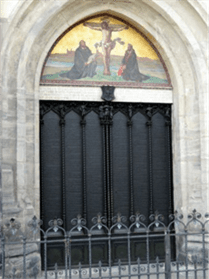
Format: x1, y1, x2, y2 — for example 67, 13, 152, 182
40, 15, 172, 89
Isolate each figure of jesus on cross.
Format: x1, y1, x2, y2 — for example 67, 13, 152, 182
84, 17, 128, 76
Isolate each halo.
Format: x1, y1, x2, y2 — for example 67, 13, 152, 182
101, 16, 110, 23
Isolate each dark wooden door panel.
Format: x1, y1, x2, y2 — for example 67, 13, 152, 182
40, 101, 174, 268
112, 112, 129, 221
65, 111, 83, 230
41, 110, 62, 229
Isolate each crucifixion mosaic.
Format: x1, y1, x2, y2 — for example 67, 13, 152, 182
40, 15, 172, 89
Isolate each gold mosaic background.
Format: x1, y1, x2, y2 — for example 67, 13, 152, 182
52, 17, 159, 60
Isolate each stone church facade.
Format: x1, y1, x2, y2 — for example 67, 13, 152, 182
0, 0, 208, 278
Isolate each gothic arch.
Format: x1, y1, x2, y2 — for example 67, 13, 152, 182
1, 0, 208, 222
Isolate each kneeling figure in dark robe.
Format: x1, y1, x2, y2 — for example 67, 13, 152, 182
60, 40, 97, 80
121, 44, 149, 82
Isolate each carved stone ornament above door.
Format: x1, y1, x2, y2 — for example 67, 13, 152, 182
101, 86, 115, 101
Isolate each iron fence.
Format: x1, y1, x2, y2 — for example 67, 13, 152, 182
0, 209, 208, 279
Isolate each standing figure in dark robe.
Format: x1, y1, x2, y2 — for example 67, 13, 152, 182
121, 44, 149, 82
60, 40, 97, 79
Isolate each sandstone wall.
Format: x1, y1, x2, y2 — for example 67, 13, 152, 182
0, 0, 208, 232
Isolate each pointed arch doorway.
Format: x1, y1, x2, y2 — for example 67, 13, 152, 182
39, 13, 174, 268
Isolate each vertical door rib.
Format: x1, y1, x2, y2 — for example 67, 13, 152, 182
81, 110, 87, 221
128, 105, 134, 216
60, 105, 66, 228
102, 124, 107, 219
109, 123, 114, 222
106, 124, 111, 227
40, 105, 45, 222
147, 117, 154, 216
165, 108, 173, 215
100, 104, 113, 227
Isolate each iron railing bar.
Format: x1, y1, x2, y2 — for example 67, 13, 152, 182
89, 271, 167, 278
88, 234, 92, 279
127, 232, 131, 279
194, 260, 197, 279
78, 262, 82, 279
2, 233, 207, 245
2, 265, 207, 279
69, 237, 72, 279
44, 235, 48, 279
176, 260, 180, 279
41, 234, 157, 242
108, 233, 112, 279
55, 263, 58, 279
23, 236, 26, 279
44, 265, 209, 274
71, 231, 208, 238
64, 236, 68, 279
2, 236, 5, 278
1, 230, 208, 241
118, 259, 122, 279
170, 267, 209, 274
156, 256, 160, 279
2, 230, 208, 246
146, 231, 150, 279
169, 232, 209, 236
98, 261, 102, 279
185, 232, 188, 279
165, 232, 171, 279
85, 273, 157, 278
202, 230, 206, 279
137, 257, 141, 279
37, 266, 209, 277
69, 233, 165, 240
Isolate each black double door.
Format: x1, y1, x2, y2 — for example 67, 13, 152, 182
40, 101, 174, 267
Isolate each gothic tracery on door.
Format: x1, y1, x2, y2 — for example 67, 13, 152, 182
40, 101, 174, 267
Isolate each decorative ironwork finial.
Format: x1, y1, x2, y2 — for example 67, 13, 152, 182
4, 218, 21, 236
92, 213, 107, 230
188, 209, 201, 220
112, 213, 127, 229
130, 212, 146, 228
149, 211, 164, 228
48, 218, 63, 232
169, 210, 183, 222
71, 214, 86, 232
28, 216, 43, 234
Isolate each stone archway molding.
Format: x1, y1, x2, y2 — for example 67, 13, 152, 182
1, 0, 208, 225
